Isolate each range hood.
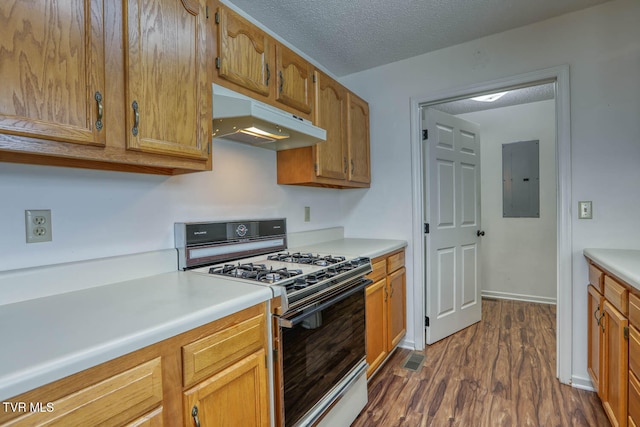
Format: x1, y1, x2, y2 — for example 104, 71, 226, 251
212, 84, 326, 150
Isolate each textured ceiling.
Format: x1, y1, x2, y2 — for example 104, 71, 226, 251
226, 0, 612, 77
431, 83, 556, 115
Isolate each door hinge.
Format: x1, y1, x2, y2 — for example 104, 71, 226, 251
425, 316, 430, 327
207, 142, 211, 155
624, 326, 629, 340
206, 6, 209, 19
313, 74, 317, 83
314, 163, 318, 173
215, 57, 220, 69
424, 223, 429, 234
422, 129, 428, 140
215, 11, 220, 24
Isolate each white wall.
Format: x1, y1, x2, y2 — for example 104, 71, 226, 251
0, 139, 344, 271
340, 0, 640, 384
458, 100, 557, 303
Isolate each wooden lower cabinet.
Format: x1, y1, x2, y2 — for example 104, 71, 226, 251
387, 267, 407, 350
183, 350, 269, 427
586, 258, 637, 427
365, 249, 406, 378
601, 299, 629, 427
0, 303, 269, 427
365, 278, 388, 377
588, 284, 604, 396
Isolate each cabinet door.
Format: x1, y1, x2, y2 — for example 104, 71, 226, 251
602, 300, 629, 427
125, 0, 210, 160
387, 267, 407, 350
366, 278, 388, 378
275, 45, 313, 114
346, 92, 371, 184
588, 285, 604, 396
313, 70, 347, 181
184, 350, 269, 427
4, 358, 163, 426
216, 6, 271, 97
0, 0, 106, 147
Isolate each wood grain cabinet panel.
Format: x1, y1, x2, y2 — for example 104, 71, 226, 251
182, 313, 265, 387
630, 371, 640, 427
602, 299, 629, 427
3, 359, 163, 426
605, 276, 629, 316
387, 267, 407, 350
589, 264, 605, 293
365, 249, 406, 378
0, 0, 212, 174
313, 69, 348, 181
365, 278, 388, 377
125, 0, 210, 160
275, 44, 313, 114
588, 284, 604, 397
346, 91, 371, 184
629, 293, 640, 329
0, 0, 106, 147
215, 5, 271, 97
277, 70, 371, 189
183, 349, 270, 427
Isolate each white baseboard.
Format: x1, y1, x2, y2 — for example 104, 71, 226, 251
571, 375, 596, 392
482, 290, 556, 305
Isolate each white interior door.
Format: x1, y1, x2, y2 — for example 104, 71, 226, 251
424, 108, 482, 344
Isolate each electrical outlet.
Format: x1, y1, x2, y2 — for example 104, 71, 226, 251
25, 209, 52, 243
304, 206, 311, 222
578, 201, 592, 219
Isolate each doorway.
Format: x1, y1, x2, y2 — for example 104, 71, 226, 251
409, 66, 572, 384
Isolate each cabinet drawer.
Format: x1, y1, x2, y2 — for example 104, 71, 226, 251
588, 264, 605, 293
5, 358, 163, 426
604, 275, 628, 315
630, 293, 640, 329
630, 371, 640, 427
368, 258, 387, 282
386, 250, 405, 273
631, 325, 640, 378
182, 313, 265, 387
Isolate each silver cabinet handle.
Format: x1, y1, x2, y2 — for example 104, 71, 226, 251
132, 101, 139, 136
279, 70, 284, 93
191, 405, 201, 427
95, 91, 103, 131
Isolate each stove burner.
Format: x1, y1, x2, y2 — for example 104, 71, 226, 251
257, 267, 303, 284
267, 252, 346, 266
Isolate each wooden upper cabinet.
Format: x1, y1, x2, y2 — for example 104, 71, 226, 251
124, 0, 210, 160
215, 6, 271, 97
0, 0, 106, 147
314, 70, 347, 181
347, 92, 371, 184
275, 45, 313, 114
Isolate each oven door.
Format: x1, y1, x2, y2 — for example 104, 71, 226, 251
279, 277, 370, 427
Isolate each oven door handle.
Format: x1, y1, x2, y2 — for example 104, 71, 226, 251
279, 278, 371, 329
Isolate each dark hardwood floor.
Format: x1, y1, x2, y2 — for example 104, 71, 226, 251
353, 299, 609, 427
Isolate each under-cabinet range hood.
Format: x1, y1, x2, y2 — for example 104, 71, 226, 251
212, 84, 326, 150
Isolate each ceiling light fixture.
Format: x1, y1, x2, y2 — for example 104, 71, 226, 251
471, 91, 508, 102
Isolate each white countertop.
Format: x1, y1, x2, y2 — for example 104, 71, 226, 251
0, 236, 406, 402
292, 238, 407, 259
583, 248, 640, 291
0, 271, 271, 401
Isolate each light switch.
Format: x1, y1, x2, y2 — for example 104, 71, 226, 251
578, 201, 592, 219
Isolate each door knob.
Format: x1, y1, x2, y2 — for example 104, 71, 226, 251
477, 230, 485, 237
